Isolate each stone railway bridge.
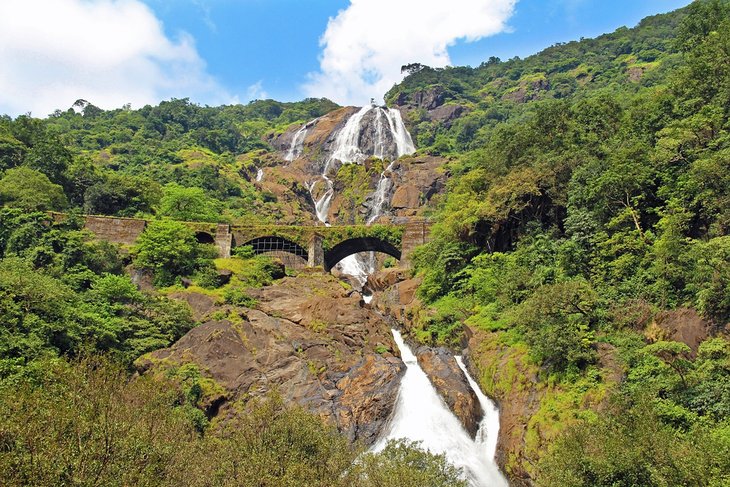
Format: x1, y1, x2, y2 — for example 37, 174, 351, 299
63, 213, 432, 270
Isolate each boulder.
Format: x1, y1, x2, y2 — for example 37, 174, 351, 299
391, 184, 421, 209
416, 346, 483, 437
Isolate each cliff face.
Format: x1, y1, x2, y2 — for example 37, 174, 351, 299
257, 107, 448, 225
136, 273, 404, 446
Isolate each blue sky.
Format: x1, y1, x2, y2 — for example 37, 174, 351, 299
0, 0, 692, 116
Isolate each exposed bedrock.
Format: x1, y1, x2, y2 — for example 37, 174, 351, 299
136, 273, 405, 446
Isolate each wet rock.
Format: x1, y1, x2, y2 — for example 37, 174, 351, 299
415, 346, 483, 437
335, 353, 404, 444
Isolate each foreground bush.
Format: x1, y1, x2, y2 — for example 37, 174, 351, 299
0, 358, 468, 487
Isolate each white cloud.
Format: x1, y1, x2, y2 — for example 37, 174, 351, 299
303, 0, 517, 106
246, 80, 268, 101
0, 0, 233, 117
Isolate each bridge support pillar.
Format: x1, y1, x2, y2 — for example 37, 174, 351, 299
400, 219, 432, 269
215, 224, 232, 258
308, 233, 324, 268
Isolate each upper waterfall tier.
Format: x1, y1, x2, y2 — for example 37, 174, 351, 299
328, 105, 416, 164
278, 105, 416, 166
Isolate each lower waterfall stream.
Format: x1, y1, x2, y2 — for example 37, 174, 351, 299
373, 330, 508, 487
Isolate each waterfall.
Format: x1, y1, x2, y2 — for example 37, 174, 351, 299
328, 106, 372, 164
308, 105, 416, 287
455, 356, 501, 462
373, 330, 508, 487
285, 124, 309, 162
366, 160, 395, 224
255, 167, 263, 182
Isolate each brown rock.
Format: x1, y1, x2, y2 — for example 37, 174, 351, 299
336, 354, 404, 444
391, 184, 421, 209
628, 66, 644, 82
140, 273, 405, 446
651, 308, 712, 356
168, 291, 217, 321
416, 347, 483, 437
411, 86, 447, 110
428, 104, 466, 125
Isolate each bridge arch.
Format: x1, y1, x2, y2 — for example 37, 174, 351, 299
324, 237, 401, 272
238, 235, 309, 268
195, 231, 215, 245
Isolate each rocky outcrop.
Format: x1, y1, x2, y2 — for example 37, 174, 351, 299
428, 104, 466, 125
393, 86, 467, 127
268, 106, 359, 158
649, 307, 714, 356
409, 86, 447, 110
466, 328, 545, 486
628, 66, 645, 82
415, 346, 483, 437
502, 75, 550, 103
137, 273, 405, 446
388, 155, 448, 217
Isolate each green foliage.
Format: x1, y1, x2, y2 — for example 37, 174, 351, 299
356, 439, 468, 487
132, 220, 215, 286
0, 167, 67, 210
537, 398, 730, 487
158, 183, 222, 222
0, 357, 467, 487
0, 211, 194, 380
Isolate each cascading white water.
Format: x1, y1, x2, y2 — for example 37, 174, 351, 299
455, 356, 502, 463
373, 330, 507, 487
366, 160, 395, 224
285, 124, 309, 162
328, 106, 372, 164
255, 168, 263, 182
304, 105, 416, 288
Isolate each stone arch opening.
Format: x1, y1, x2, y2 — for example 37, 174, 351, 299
324, 237, 401, 272
195, 231, 215, 244
239, 236, 309, 268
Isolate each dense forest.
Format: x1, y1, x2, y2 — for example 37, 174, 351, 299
399, 0, 730, 484
1, 0, 729, 486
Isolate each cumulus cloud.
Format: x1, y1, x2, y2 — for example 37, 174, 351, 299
0, 0, 232, 117
303, 0, 517, 106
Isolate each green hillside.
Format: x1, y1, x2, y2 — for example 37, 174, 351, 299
395, 1, 730, 484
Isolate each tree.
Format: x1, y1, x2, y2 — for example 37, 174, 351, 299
132, 220, 209, 286
0, 167, 67, 211
83, 173, 161, 216
157, 183, 220, 222
356, 440, 468, 487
